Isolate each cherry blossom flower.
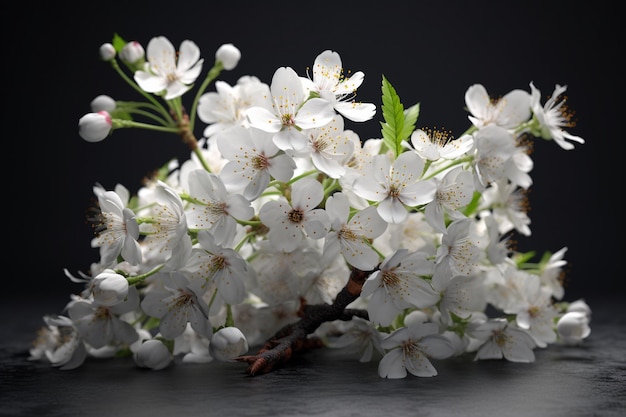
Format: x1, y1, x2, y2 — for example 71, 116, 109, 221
29, 315, 87, 370
91, 188, 142, 267
472, 319, 536, 363
480, 178, 532, 236
134, 36, 203, 100
431, 274, 487, 326
378, 322, 456, 378
140, 180, 190, 266
173, 323, 213, 364
322, 316, 387, 362
472, 125, 533, 190
185, 168, 254, 246
465, 83, 531, 130
338, 136, 382, 210
140, 271, 213, 340
352, 151, 437, 224
361, 249, 439, 326
259, 177, 330, 252
246, 66, 335, 151
503, 272, 559, 347
434, 218, 483, 279
483, 260, 535, 312
302, 117, 356, 179
180, 230, 250, 305
410, 128, 474, 161
481, 214, 511, 266
215, 126, 296, 200
373, 211, 439, 257
67, 287, 140, 350
197, 76, 272, 138
303, 251, 353, 306
300, 49, 376, 122
247, 240, 324, 306
537, 247, 568, 300
423, 166, 475, 233
323, 192, 387, 271
529, 82, 585, 150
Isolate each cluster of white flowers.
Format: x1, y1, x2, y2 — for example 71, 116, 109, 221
30, 34, 592, 379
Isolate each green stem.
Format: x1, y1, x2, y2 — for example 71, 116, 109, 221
126, 264, 165, 286
286, 169, 319, 185
192, 146, 212, 172
422, 155, 473, 180
109, 58, 174, 125
460, 125, 478, 137
123, 108, 171, 126
225, 304, 234, 327
189, 61, 225, 131
112, 119, 181, 133
234, 231, 257, 252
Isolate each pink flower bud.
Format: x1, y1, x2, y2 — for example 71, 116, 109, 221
99, 43, 116, 61
120, 41, 145, 66
78, 111, 112, 142
215, 43, 241, 70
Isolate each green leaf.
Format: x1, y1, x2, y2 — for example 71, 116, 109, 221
403, 103, 420, 140
379, 75, 420, 158
111, 33, 127, 53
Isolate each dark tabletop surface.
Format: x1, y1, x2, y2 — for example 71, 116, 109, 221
1, 293, 624, 417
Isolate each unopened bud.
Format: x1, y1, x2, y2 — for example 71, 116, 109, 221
120, 41, 145, 69
90, 95, 116, 113
209, 327, 248, 361
215, 43, 241, 71
557, 311, 591, 345
78, 111, 112, 142
99, 43, 116, 61
134, 339, 172, 370
91, 269, 129, 306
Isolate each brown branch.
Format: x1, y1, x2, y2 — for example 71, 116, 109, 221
177, 114, 198, 150
234, 267, 375, 375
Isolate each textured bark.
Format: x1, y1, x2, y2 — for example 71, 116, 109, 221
235, 267, 374, 375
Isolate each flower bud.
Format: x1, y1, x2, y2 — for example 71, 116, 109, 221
557, 311, 591, 345
90, 95, 116, 113
99, 43, 116, 61
133, 339, 172, 370
209, 327, 249, 361
91, 269, 129, 306
567, 299, 592, 320
78, 111, 112, 142
120, 41, 145, 68
215, 43, 241, 71
404, 309, 429, 327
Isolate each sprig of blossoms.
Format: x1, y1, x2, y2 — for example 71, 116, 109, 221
32, 34, 591, 378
